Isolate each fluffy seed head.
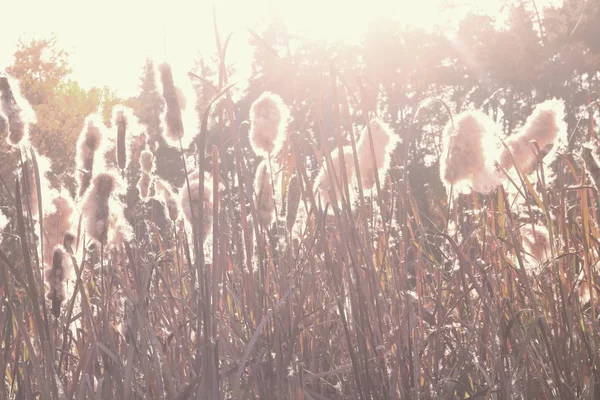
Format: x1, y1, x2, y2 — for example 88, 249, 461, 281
249, 92, 290, 157
0, 113, 6, 135
357, 119, 400, 191
179, 172, 214, 242
315, 146, 356, 211
43, 193, 75, 268
440, 110, 501, 195
45, 245, 73, 317
21, 159, 39, 217
0, 209, 8, 243
140, 150, 154, 173
76, 114, 105, 198
159, 64, 200, 149
155, 179, 180, 221
158, 63, 200, 148
0, 74, 35, 147
131, 132, 147, 161
286, 174, 302, 233
254, 160, 276, 227
112, 106, 135, 170
137, 172, 151, 200
500, 99, 567, 174
81, 172, 118, 244
520, 224, 551, 269
106, 198, 134, 249
159, 63, 183, 142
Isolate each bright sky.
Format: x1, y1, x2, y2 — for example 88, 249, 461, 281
0, 0, 563, 99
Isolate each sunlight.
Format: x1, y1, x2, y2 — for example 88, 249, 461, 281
0, 0, 563, 97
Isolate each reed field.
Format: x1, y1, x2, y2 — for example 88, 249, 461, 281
1, 6, 600, 399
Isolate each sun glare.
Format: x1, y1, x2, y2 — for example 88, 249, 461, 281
0, 0, 562, 97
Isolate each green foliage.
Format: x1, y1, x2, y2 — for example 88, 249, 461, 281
1, 38, 122, 191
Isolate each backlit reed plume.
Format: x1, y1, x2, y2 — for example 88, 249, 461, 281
131, 132, 147, 165
159, 64, 200, 148
179, 171, 213, 242
357, 118, 400, 191
520, 224, 552, 269
81, 172, 118, 244
112, 106, 137, 170
0, 73, 35, 147
286, 173, 302, 233
137, 149, 154, 200
249, 92, 290, 158
76, 114, 105, 198
140, 149, 154, 174
0, 113, 7, 135
315, 146, 356, 210
43, 193, 74, 268
0, 209, 8, 243
500, 99, 567, 174
138, 173, 152, 200
155, 179, 179, 221
45, 245, 73, 317
253, 160, 276, 227
106, 198, 134, 249
440, 110, 501, 195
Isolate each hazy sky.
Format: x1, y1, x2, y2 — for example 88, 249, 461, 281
0, 0, 562, 99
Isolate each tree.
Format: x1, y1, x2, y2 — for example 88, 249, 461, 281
1, 38, 105, 191
6, 35, 71, 106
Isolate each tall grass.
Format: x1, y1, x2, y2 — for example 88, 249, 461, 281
1, 26, 600, 400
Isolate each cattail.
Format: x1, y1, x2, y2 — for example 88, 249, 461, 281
315, 146, 356, 210
112, 106, 136, 170
140, 150, 154, 174
520, 224, 551, 268
81, 172, 118, 244
155, 179, 179, 221
131, 132, 147, 163
43, 193, 74, 268
106, 198, 134, 249
0, 113, 6, 135
45, 245, 72, 317
357, 118, 400, 191
21, 159, 39, 217
148, 138, 159, 153
249, 92, 290, 158
76, 114, 105, 198
0, 74, 35, 147
158, 64, 199, 148
159, 63, 183, 144
253, 160, 276, 227
137, 172, 151, 200
500, 99, 567, 174
63, 232, 75, 253
179, 172, 213, 242
0, 209, 8, 242
440, 110, 501, 195
286, 174, 302, 233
